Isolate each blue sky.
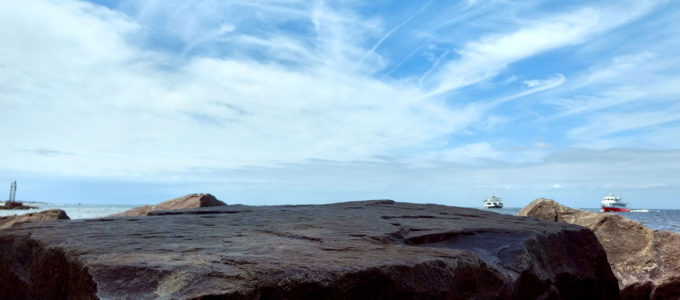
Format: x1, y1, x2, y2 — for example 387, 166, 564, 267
1, 0, 679, 208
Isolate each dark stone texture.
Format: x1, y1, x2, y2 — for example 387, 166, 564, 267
518, 198, 680, 299
1, 200, 619, 299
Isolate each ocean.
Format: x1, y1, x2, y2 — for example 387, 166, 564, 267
2, 203, 679, 233
493, 207, 680, 233
0, 202, 136, 220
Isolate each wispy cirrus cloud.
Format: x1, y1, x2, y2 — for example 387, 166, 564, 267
1, 0, 678, 206
422, 1, 656, 97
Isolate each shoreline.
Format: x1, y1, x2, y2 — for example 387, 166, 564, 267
3, 202, 678, 233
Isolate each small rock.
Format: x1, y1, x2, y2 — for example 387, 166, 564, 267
0, 209, 70, 230
110, 193, 225, 217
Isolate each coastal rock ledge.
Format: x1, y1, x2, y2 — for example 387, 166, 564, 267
0, 209, 69, 230
518, 198, 680, 300
1, 200, 619, 299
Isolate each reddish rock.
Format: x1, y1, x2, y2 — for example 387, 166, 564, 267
1, 200, 619, 299
0, 209, 69, 230
518, 198, 680, 299
110, 193, 225, 217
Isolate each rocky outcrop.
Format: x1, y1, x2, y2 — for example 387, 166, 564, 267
1, 200, 619, 299
110, 193, 225, 217
1, 201, 37, 210
518, 198, 680, 299
0, 209, 69, 230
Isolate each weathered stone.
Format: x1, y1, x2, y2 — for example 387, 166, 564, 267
518, 198, 680, 299
1, 200, 619, 299
110, 193, 225, 217
0, 201, 37, 210
0, 209, 69, 230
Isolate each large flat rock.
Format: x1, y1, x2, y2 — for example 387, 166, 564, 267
0, 200, 619, 299
518, 198, 680, 299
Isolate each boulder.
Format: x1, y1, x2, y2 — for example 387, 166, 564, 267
0, 209, 69, 230
110, 193, 225, 217
0, 200, 619, 299
518, 198, 680, 299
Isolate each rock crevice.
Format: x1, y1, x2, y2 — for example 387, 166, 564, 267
0, 235, 97, 299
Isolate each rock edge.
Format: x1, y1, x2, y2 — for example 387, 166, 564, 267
518, 198, 680, 299
2, 200, 619, 299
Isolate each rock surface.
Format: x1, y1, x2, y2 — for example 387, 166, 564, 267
0, 209, 69, 230
1, 200, 619, 299
518, 198, 680, 299
110, 193, 225, 217
0, 201, 38, 210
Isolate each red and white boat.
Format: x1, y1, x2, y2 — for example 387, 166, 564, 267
601, 193, 631, 212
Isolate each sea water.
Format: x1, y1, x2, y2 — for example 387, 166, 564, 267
492, 207, 680, 233
2, 203, 679, 234
0, 202, 136, 219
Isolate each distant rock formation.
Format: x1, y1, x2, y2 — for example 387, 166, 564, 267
110, 193, 225, 217
518, 198, 680, 299
0, 209, 69, 230
0, 200, 619, 299
1, 201, 37, 210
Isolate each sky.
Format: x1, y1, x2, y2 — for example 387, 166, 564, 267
1, 0, 679, 208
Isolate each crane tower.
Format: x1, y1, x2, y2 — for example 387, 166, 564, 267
8, 181, 16, 203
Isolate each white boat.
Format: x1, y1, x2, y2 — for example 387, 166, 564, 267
601, 193, 630, 212
483, 196, 503, 209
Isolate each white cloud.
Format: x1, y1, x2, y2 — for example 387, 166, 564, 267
0, 0, 676, 212
151, 148, 679, 208
535, 142, 552, 149
361, 3, 428, 64
422, 1, 655, 97
0, 0, 677, 211
538, 48, 680, 150
438, 142, 502, 163
0, 0, 481, 177
422, 8, 599, 96
490, 74, 565, 106
568, 110, 680, 148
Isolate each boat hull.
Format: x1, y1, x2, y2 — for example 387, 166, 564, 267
602, 206, 631, 212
